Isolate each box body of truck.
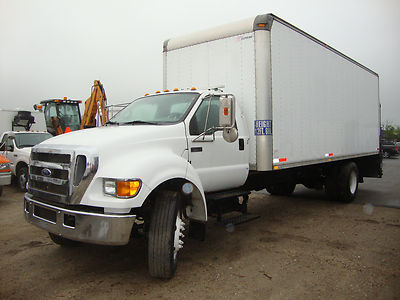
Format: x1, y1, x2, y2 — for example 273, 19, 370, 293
163, 14, 380, 172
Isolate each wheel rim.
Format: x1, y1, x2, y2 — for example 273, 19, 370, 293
349, 170, 357, 195
173, 214, 185, 260
20, 172, 27, 190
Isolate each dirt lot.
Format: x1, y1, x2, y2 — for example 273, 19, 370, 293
1, 159, 399, 299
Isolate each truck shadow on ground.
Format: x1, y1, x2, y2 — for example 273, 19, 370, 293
39, 190, 340, 283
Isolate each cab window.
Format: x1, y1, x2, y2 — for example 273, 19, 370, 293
189, 96, 220, 135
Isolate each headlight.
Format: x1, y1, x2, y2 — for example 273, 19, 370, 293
103, 178, 141, 198
0, 163, 11, 172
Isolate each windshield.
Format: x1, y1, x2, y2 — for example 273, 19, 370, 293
44, 103, 81, 132
15, 133, 52, 148
110, 93, 200, 125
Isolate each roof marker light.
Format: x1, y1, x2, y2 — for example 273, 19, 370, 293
190, 87, 197, 91
144, 93, 149, 96
155, 91, 161, 94
173, 88, 179, 91
164, 89, 170, 92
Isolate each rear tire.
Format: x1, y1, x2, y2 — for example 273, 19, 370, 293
325, 162, 359, 203
148, 190, 185, 279
48, 232, 80, 246
17, 166, 28, 192
266, 182, 296, 196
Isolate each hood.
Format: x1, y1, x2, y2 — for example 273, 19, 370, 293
37, 124, 186, 151
17, 147, 32, 154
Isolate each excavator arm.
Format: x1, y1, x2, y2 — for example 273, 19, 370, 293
80, 80, 108, 129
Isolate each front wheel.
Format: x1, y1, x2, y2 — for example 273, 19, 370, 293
17, 166, 29, 192
147, 190, 185, 279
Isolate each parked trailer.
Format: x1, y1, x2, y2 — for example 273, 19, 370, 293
24, 14, 381, 279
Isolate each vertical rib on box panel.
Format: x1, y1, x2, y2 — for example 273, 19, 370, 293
254, 30, 273, 171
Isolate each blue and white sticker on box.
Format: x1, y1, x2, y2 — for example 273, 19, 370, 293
254, 120, 272, 136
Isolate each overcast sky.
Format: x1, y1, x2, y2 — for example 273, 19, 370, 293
1, 0, 399, 124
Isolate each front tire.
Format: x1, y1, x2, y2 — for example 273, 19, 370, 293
17, 166, 29, 192
147, 190, 185, 279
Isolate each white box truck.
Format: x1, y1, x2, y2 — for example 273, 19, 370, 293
24, 14, 381, 279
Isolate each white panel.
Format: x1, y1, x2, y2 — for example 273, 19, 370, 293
165, 33, 257, 165
271, 21, 380, 166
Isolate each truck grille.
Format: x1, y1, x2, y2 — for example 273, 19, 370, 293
28, 146, 98, 205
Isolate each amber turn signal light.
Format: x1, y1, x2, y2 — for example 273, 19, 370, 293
116, 180, 141, 198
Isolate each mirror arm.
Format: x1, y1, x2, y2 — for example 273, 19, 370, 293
202, 95, 213, 141
192, 127, 217, 142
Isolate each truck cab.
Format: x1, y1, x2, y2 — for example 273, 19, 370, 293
24, 89, 249, 277
0, 131, 52, 191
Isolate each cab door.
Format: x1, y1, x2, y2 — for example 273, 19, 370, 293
185, 94, 249, 192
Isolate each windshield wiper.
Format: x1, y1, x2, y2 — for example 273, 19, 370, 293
119, 120, 159, 125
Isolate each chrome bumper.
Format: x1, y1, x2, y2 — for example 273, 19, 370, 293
24, 194, 136, 246
0, 173, 11, 186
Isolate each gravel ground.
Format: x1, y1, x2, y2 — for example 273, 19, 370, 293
0, 159, 399, 299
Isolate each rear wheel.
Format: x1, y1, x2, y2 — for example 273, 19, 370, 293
266, 182, 296, 196
325, 162, 359, 203
148, 190, 185, 279
17, 166, 29, 192
48, 232, 80, 246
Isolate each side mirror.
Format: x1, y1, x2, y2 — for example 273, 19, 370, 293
219, 95, 235, 128
7, 145, 14, 152
219, 95, 238, 143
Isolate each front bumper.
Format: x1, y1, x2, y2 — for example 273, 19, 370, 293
0, 173, 11, 186
24, 194, 136, 245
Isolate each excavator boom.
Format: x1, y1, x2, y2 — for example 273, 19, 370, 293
80, 80, 107, 129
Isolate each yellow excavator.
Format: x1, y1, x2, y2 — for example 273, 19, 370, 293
34, 80, 108, 136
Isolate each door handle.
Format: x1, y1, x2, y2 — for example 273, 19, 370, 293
191, 147, 202, 153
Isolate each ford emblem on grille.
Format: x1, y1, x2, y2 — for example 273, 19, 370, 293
41, 168, 52, 177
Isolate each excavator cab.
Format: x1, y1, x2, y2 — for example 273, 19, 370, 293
35, 99, 82, 136
34, 80, 108, 136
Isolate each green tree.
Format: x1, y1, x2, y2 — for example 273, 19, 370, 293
382, 122, 400, 141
